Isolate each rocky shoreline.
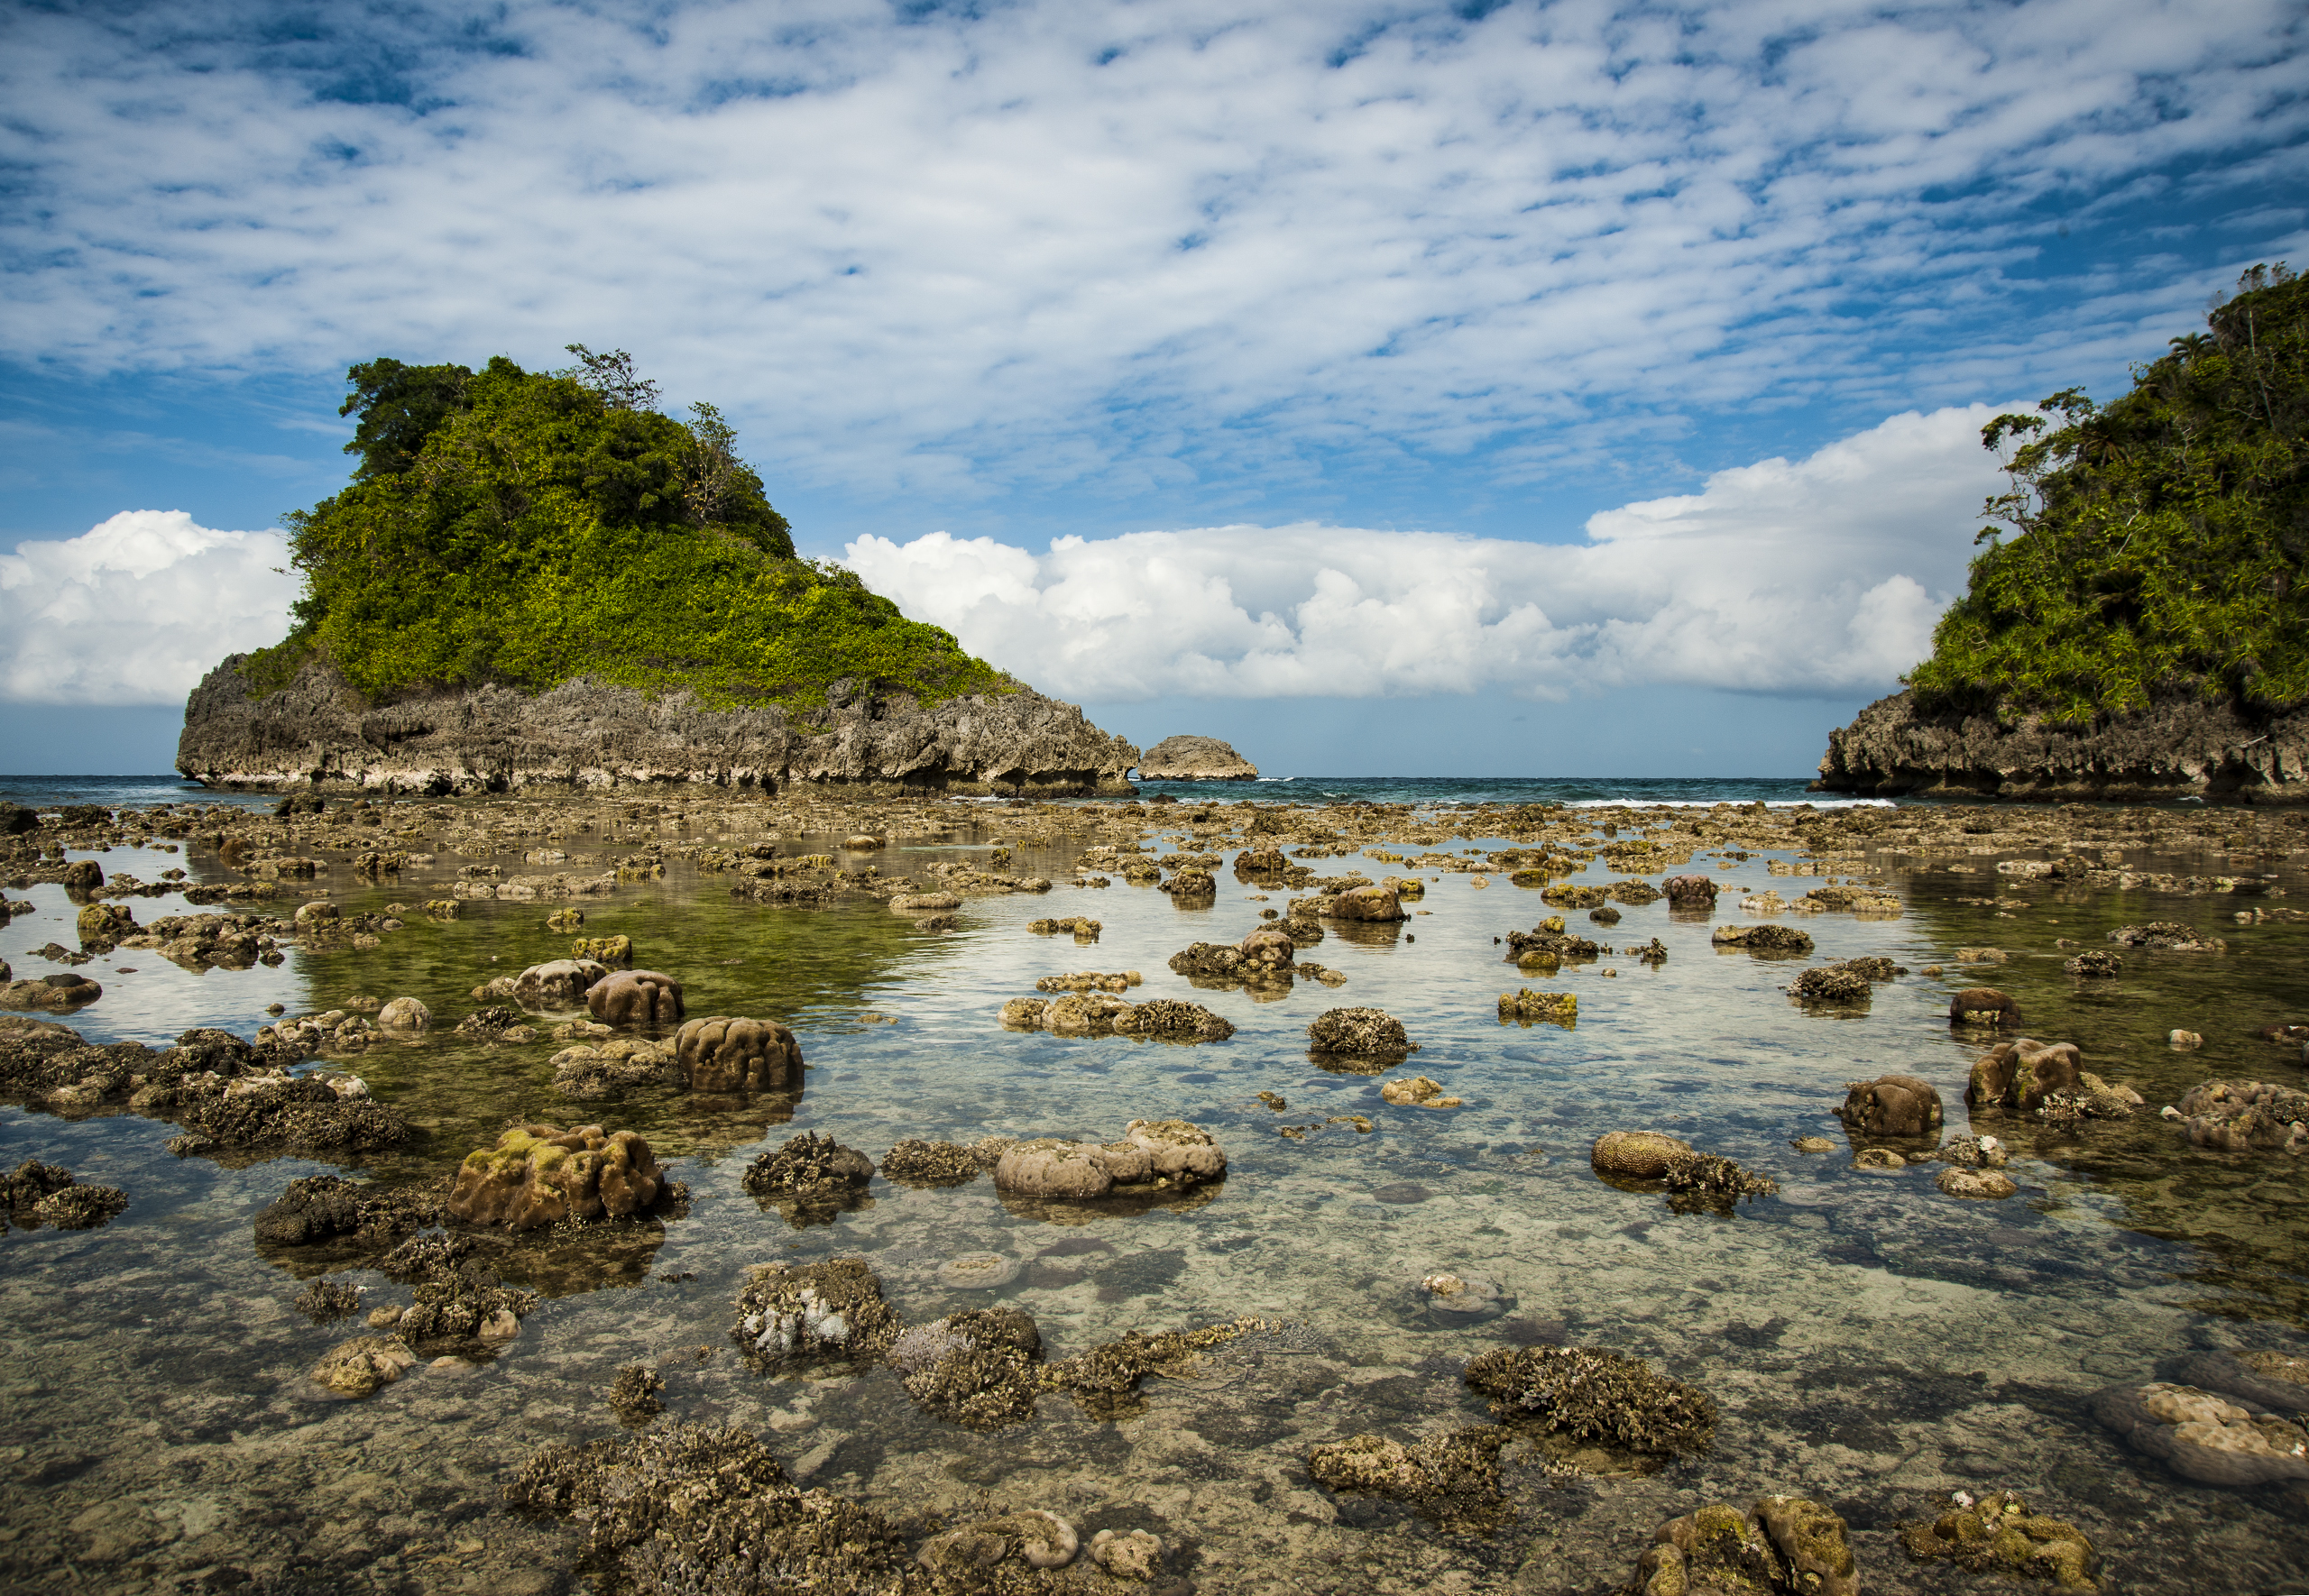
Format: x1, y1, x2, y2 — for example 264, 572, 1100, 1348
174, 652, 1141, 798
1811, 690, 2309, 804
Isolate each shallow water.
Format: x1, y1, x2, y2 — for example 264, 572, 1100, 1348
4, 799, 2308, 1594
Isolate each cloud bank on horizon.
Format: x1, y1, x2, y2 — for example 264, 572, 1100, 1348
0, 512, 299, 705
849, 403, 2002, 703
1, 405, 2001, 709
2, 0, 2299, 507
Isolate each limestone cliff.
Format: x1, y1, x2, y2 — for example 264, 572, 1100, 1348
176, 654, 1139, 797
1811, 691, 2309, 804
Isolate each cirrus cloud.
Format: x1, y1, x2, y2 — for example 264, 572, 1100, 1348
846, 402, 2008, 701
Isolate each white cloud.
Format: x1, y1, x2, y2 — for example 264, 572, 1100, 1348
847, 403, 2007, 701
0, 1, 2296, 500
0, 512, 299, 704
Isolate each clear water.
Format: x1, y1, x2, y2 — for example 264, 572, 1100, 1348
2, 793, 2306, 1593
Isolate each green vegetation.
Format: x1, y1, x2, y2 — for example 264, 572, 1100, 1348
1910, 265, 2307, 723
247, 349, 1006, 710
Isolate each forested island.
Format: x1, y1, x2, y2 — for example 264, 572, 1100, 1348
1817, 265, 2307, 802
176, 348, 1137, 795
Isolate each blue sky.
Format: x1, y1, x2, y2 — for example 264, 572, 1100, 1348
2, 0, 2303, 775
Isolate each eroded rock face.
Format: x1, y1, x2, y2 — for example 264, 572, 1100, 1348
1837, 1074, 1944, 1138
1136, 735, 1257, 780
675, 1016, 803, 1093
1816, 686, 2309, 803
588, 969, 685, 1027
177, 652, 1140, 797
446, 1123, 664, 1230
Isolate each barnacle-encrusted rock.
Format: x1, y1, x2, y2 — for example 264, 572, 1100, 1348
1306, 1427, 1513, 1529
0, 1159, 126, 1231
1968, 1037, 2084, 1112
2065, 949, 2124, 978
513, 958, 610, 1012
1660, 1151, 1779, 1213
2175, 1079, 2309, 1152
675, 1015, 803, 1093
1463, 1344, 1716, 1462
607, 1364, 664, 1422
587, 968, 685, 1027
1898, 1490, 2101, 1591
998, 993, 1235, 1041
1949, 986, 2024, 1027
2110, 921, 2225, 951
504, 1424, 914, 1591
1308, 1006, 1415, 1065
740, 1131, 873, 1202
878, 1139, 985, 1186
1591, 1131, 1692, 1180
310, 1335, 417, 1398
252, 1174, 446, 1247
549, 1038, 679, 1098
1540, 883, 1611, 909
889, 1307, 1044, 1430
446, 1123, 664, 1230
1711, 924, 1813, 955
729, 1257, 901, 1371
1160, 868, 1217, 898
1791, 966, 1872, 1005
1837, 1074, 1944, 1138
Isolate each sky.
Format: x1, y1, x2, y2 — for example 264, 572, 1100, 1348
1, 0, 2303, 776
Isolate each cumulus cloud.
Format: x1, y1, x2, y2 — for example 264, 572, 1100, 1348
0, 1, 2297, 499
0, 512, 299, 704
847, 403, 2007, 701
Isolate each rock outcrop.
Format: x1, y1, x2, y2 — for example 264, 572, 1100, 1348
176, 652, 1140, 797
1135, 735, 1257, 780
1813, 689, 2309, 804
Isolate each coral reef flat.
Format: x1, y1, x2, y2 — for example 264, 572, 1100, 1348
3, 788, 2309, 1592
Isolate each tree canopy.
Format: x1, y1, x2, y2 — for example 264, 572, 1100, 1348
248, 353, 1004, 710
1909, 265, 2308, 723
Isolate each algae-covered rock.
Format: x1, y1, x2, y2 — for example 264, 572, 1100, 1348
1463, 1344, 1716, 1463
1305, 1426, 1513, 1529
730, 1256, 902, 1371
890, 1307, 1044, 1430
446, 1122, 664, 1230
572, 934, 633, 968
2090, 1381, 2309, 1486
587, 968, 685, 1027
1160, 868, 1217, 898
1898, 1490, 2100, 1591
1630, 1496, 1857, 1596
513, 958, 611, 1012
504, 1424, 914, 1591
1308, 1006, 1416, 1064
1499, 987, 1577, 1027
310, 1335, 417, 1398
1591, 1131, 1692, 1180
1969, 1037, 2084, 1113
675, 1014, 803, 1093
1837, 1074, 1944, 1138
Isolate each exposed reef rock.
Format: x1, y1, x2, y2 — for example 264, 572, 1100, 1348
1814, 688, 2309, 804
177, 651, 1140, 798
1136, 734, 1258, 780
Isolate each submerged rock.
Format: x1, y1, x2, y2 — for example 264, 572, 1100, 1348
1089, 1527, 1165, 1582
0, 974, 103, 1013
2093, 1382, 2309, 1487
1042, 1318, 1269, 1420
1591, 1131, 1692, 1180
446, 1123, 665, 1230
1949, 986, 2025, 1028
890, 1307, 1044, 1430
606, 1364, 665, 1422
879, 1139, 989, 1186
504, 1424, 914, 1591
513, 957, 610, 1011
1936, 1133, 2010, 1169
1308, 1006, 1416, 1065
1660, 1151, 1779, 1213
1837, 1074, 1944, 1138
310, 1335, 417, 1398
1898, 1490, 2101, 1591
741, 1131, 874, 1209
1936, 1166, 2019, 1199
1464, 1344, 1716, 1463
2174, 1079, 2309, 1152
587, 968, 685, 1027
918, 1509, 1080, 1580
730, 1257, 902, 1371
2170, 1349, 2309, 1414
253, 1174, 444, 1246
1306, 1427, 1513, 1529
1498, 987, 1577, 1027
998, 993, 1235, 1041
1711, 924, 1813, 955
1380, 1075, 1464, 1108
0, 1159, 127, 1232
